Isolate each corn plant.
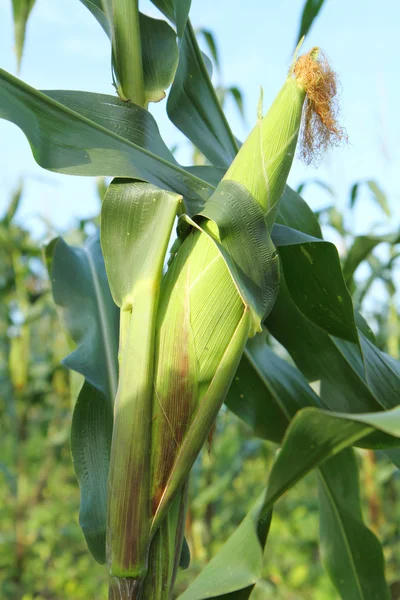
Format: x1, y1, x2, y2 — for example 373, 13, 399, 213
3, 1, 400, 599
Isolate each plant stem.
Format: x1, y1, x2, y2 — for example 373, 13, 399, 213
109, 577, 142, 600
112, 0, 145, 105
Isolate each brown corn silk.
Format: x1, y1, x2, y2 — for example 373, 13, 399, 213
293, 47, 347, 165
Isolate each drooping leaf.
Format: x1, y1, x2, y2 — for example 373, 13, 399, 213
257, 404, 400, 533
0, 71, 213, 214
12, 0, 36, 70
46, 234, 119, 563
277, 185, 323, 238
318, 449, 390, 600
179, 398, 399, 599
295, 0, 326, 45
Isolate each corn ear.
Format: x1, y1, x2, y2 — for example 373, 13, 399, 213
147, 51, 330, 539
224, 78, 305, 228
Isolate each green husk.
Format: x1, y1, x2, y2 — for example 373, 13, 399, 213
224, 78, 306, 229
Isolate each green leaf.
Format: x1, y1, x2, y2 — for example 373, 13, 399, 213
47, 235, 118, 402
79, 2, 179, 104
258, 404, 400, 531
78, 0, 111, 37
150, 0, 192, 38
226, 333, 320, 443
101, 179, 181, 309
272, 224, 358, 343
318, 449, 390, 600
71, 382, 113, 564
167, 21, 239, 168
139, 13, 179, 103
12, 0, 36, 70
0, 70, 213, 214
46, 234, 119, 563
359, 332, 400, 410
267, 187, 400, 425
295, 0, 326, 45
178, 497, 265, 600
277, 186, 323, 238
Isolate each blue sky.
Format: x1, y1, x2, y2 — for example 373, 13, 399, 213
0, 0, 399, 244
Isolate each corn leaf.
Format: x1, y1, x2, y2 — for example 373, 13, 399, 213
267, 188, 400, 424
78, 2, 179, 104
258, 404, 400, 530
178, 497, 265, 600
101, 180, 181, 575
179, 398, 399, 598
272, 224, 358, 343
167, 20, 239, 167
295, 0, 326, 46
226, 334, 321, 443
2, 181, 23, 225
71, 382, 113, 564
46, 234, 119, 563
150, 0, 192, 38
47, 235, 118, 403
0, 70, 213, 213
192, 351, 393, 599
318, 449, 390, 600
12, 0, 36, 70
139, 13, 179, 103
